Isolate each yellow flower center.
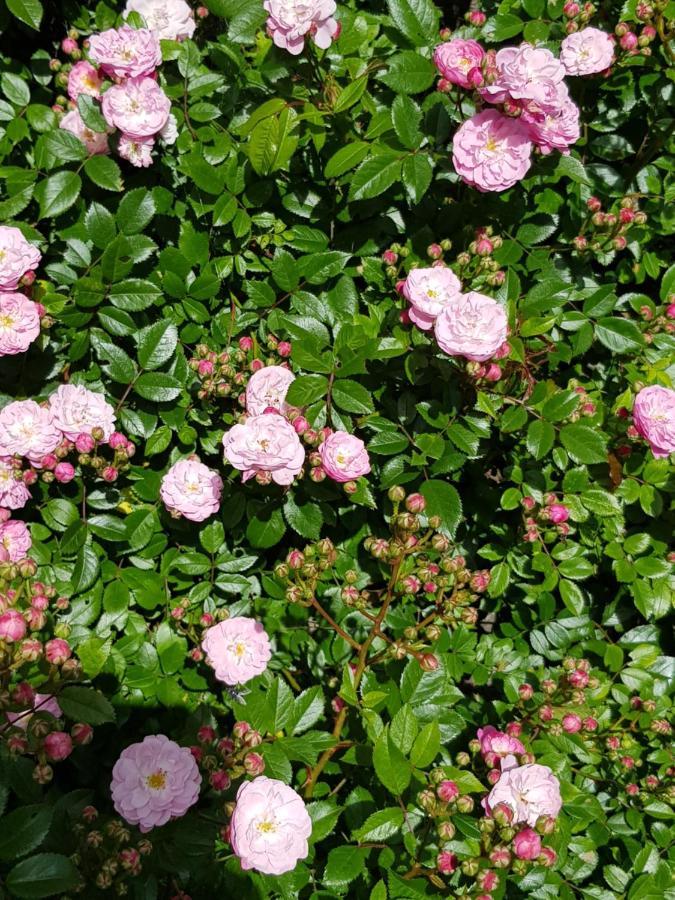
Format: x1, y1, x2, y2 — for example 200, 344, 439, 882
0, 314, 15, 328
258, 439, 270, 451
234, 642, 246, 658
0, 250, 5, 261
256, 820, 277, 834
485, 137, 500, 153
146, 770, 167, 790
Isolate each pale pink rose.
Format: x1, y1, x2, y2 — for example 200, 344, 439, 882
118, 134, 155, 167
452, 110, 532, 192
633, 385, 675, 459
483, 763, 562, 826
318, 432, 371, 483
477, 726, 526, 758
433, 39, 485, 89
88, 25, 162, 80
0, 400, 61, 465
0, 293, 40, 355
160, 458, 223, 522
481, 43, 566, 114
560, 28, 614, 76
0, 458, 31, 510
101, 77, 171, 139
434, 292, 508, 361
6, 693, 62, 728
230, 776, 312, 875
60, 109, 110, 156
402, 266, 462, 331
48, 384, 116, 442
202, 617, 272, 686
222, 414, 305, 486
111, 734, 201, 832
125, 0, 196, 42
67, 60, 103, 101
523, 94, 580, 155
513, 827, 542, 860
264, 0, 339, 55
245, 365, 295, 416
0, 226, 41, 292
159, 114, 178, 145
0, 519, 31, 562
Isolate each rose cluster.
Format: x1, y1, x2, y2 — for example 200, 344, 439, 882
0, 226, 46, 358
57, 12, 180, 168
436, 30, 614, 191
70, 806, 154, 894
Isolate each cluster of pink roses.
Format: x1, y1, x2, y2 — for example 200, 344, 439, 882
401, 264, 509, 364
0, 226, 45, 358
437, 30, 613, 191
264, 0, 340, 56
60, 16, 178, 168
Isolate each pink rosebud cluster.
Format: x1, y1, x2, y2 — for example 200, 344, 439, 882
189, 334, 293, 404
188, 716, 266, 792
264, 0, 340, 56
572, 194, 647, 255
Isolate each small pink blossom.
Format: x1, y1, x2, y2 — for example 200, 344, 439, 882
0, 226, 41, 292
54, 462, 75, 483
452, 110, 532, 193
0, 459, 31, 510
67, 61, 103, 101
0, 520, 31, 562
88, 25, 162, 79
44, 731, 73, 761
483, 762, 562, 827
0, 609, 26, 642
45, 638, 72, 665
562, 713, 582, 733
230, 776, 312, 875
6, 694, 61, 728
124, 0, 196, 42
202, 617, 272, 686
111, 734, 201, 832
101, 77, 171, 139
222, 414, 305, 486
481, 43, 567, 114
435, 292, 508, 362
523, 95, 580, 155
160, 458, 223, 522
561, 28, 615, 75
437, 780, 459, 802
48, 384, 116, 443
318, 431, 371, 483
245, 365, 295, 416
632, 385, 675, 458
477, 725, 526, 758
118, 134, 155, 167
60, 109, 110, 156
513, 827, 542, 860
548, 504, 569, 524
402, 266, 462, 331
264, 0, 339, 56
433, 39, 485, 89
0, 292, 40, 356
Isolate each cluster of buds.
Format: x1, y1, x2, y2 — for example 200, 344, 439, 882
562, 1, 597, 30
166, 598, 229, 661
456, 228, 506, 290
634, 294, 675, 343
189, 334, 292, 404
274, 538, 338, 606
572, 195, 647, 256
614, 20, 657, 54
190, 720, 265, 793
521, 493, 572, 542
70, 808, 152, 895
37, 428, 134, 488
515, 657, 601, 730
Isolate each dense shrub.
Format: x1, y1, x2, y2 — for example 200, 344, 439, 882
0, 0, 673, 897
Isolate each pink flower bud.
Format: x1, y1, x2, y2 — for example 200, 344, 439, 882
548, 504, 569, 524
102, 466, 118, 483
437, 77, 452, 92
514, 827, 542, 860
470, 570, 491, 592
196, 5, 209, 17
484, 363, 502, 382
238, 337, 253, 352
61, 37, 78, 54
587, 196, 602, 212
666, 303, 675, 319
539, 704, 553, 722
468, 67, 484, 87
562, 713, 582, 733
72, 723, 94, 745
563, 0, 580, 15
210, 770, 231, 791
437, 851, 458, 874
244, 751, 265, 776
468, 9, 486, 25
383, 250, 398, 265
43, 731, 73, 761
0, 610, 26, 642
405, 492, 426, 513
437, 780, 459, 802
626, 782, 639, 795
475, 237, 494, 256
277, 341, 292, 358
420, 653, 439, 672
54, 462, 75, 483
45, 638, 71, 665
568, 669, 589, 688
232, 721, 250, 740
197, 726, 216, 744
489, 847, 511, 868
582, 716, 598, 732
12, 682, 36, 706
427, 244, 443, 260
518, 683, 533, 701
539, 847, 557, 867
620, 31, 638, 50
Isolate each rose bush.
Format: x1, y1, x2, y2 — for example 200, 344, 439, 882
0, 0, 673, 897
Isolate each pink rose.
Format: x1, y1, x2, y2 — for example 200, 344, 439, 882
481, 43, 567, 114
0, 519, 31, 562
523, 94, 580, 155
125, 0, 196, 42
67, 60, 103, 101
477, 725, 525, 758
230, 776, 312, 875
223, 414, 305, 486
202, 617, 272, 686
6, 693, 61, 728
0, 458, 31, 510
0, 400, 61, 464
245, 365, 295, 416
560, 28, 614, 76
0, 226, 41, 292
633, 385, 675, 459
118, 134, 155, 167
0, 293, 40, 355
513, 827, 542, 860
160, 458, 223, 522
318, 431, 371, 483
434, 292, 508, 362
44, 731, 73, 761
101, 77, 171, 139
60, 109, 110, 156
264, 0, 339, 55
48, 384, 116, 442
88, 25, 162, 79
111, 734, 201, 832
433, 39, 485, 89
0, 609, 26, 642
402, 266, 463, 331
452, 110, 532, 192
483, 762, 562, 827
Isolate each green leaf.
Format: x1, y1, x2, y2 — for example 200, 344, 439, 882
323, 846, 369, 888
333, 77, 369, 114
109, 279, 161, 312
324, 142, 370, 179
420, 480, 462, 537
353, 808, 404, 842
410, 721, 441, 768
286, 375, 329, 406
332, 379, 374, 414
560, 425, 608, 465
134, 372, 183, 402
288, 686, 325, 735
56, 687, 116, 725
373, 729, 411, 795
6, 0, 43, 29
248, 108, 298, 175
387, 0, 440, 45
402, 154, 433, 204
35, 171, 81, 219
595, 318, 644, 353
117, 188, 156, 234
6, 854, 79, 899
137, 321, 178, 370
526, 419, 555, 460
84, 155, 123, 191
245, 506, 286, 549
380, 52, 436, 94
0, 806, 54, 862
390, 704, 418, 755
77, 94, 106, 132
349, 154, 403, 201
84, 202, 116, 250
283, 495, 324, 540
